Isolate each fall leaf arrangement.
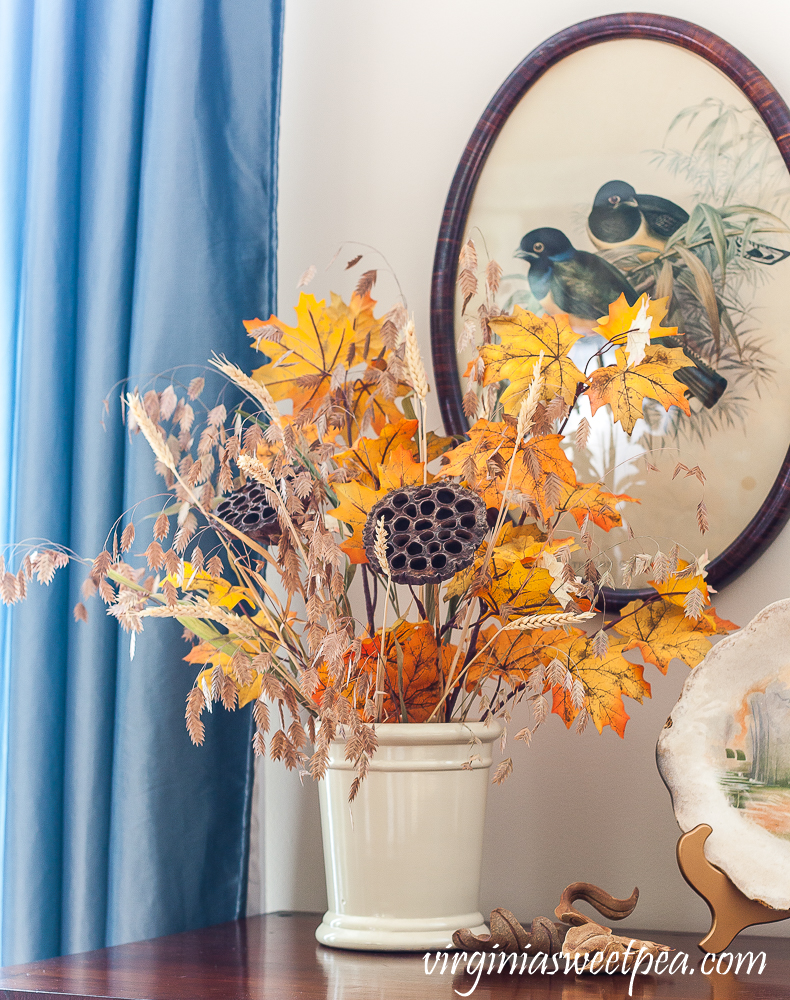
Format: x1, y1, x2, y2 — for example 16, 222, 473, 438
0, 245, 737, 797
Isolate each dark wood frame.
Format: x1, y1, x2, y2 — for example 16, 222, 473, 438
430, 12, 790, 609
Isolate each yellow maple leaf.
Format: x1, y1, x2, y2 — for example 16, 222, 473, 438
247, 292, 388, 414
549, 631, 651, 737
328, 446, 424, 563
485, 307, 587, 408
649, 561, 709, 609
584, 345, 694, 434
324, 290, 387, 358
445, 539, 561, 619
426, 429, 456, 462
466, 624, 567, 691
192, 663, 263, 710
593, 293, 676, 343
488, 523, 552, 563
328, 481, 381, 564
347, 379, 406, 437
613, 598, 737, 673
333, 419, 419, 489
377, 445, 426, 493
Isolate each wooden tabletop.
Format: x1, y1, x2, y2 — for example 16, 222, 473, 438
0, 912, 787, 999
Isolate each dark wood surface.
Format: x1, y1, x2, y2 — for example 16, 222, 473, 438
429, 13, 790, 608
0, 912, 788, 999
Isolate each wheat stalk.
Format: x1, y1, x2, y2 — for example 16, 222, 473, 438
404, 319, 430, 483
503, 611, 596, 631
516, 354, 544, 440
209, 353, 283, 427
404, 320, 428, 402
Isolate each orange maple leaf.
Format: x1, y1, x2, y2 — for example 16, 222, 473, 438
442, 423, 634, 529
485, 307, 587, 408
584, 345, 694, 434
314, 620, 459, 723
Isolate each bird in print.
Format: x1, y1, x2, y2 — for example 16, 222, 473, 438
516, 227, 636, 332
515, 226, 727, 409
587, 179, 790, 264
587, 180, 687, 253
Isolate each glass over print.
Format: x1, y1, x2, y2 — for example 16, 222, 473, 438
433, 23, 790, 600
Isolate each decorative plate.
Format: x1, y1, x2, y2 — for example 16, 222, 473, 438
657, 599, 790, 909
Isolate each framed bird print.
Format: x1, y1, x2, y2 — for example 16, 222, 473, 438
430, 13, 790, 607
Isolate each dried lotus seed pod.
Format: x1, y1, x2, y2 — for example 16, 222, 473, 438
363, 482, 487, 585
215, 480, 280, 543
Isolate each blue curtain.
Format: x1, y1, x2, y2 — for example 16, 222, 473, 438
0, 0, 283, 964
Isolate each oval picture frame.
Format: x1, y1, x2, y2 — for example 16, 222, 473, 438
430, 13, 790, 609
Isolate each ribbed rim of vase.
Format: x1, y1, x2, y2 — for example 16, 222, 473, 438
330, 720, 503, 746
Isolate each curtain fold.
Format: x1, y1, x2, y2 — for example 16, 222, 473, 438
0, 0, 283, 964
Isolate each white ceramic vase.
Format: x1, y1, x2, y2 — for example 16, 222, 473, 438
315, 721, 501, 951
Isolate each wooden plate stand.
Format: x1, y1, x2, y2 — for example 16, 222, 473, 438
677, 824, 790, 953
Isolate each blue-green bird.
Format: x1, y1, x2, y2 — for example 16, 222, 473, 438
515, 227, 726, 408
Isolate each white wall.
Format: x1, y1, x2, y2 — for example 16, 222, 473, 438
248, 0, 790, 933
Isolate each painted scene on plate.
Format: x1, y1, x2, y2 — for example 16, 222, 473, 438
718, 671, 790, 841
